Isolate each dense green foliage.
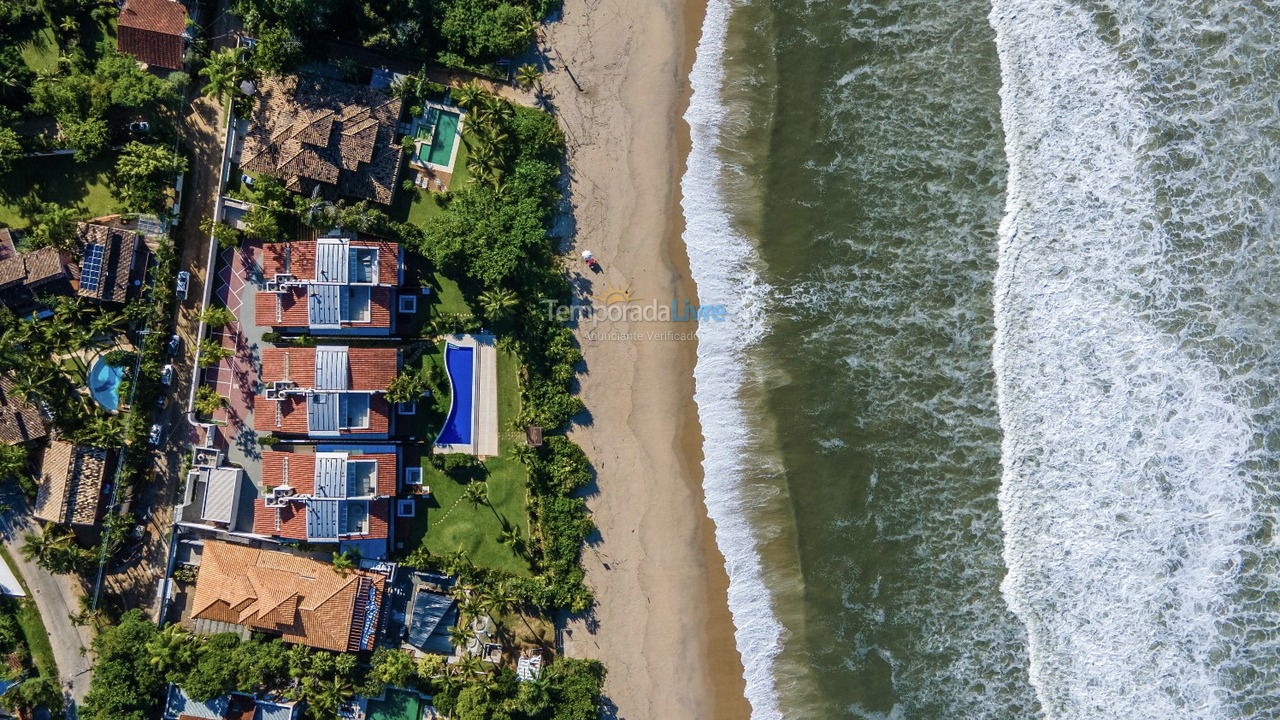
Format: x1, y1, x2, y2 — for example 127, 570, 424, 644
83, 610, 166, 720
231, 0, 556, 69
115, 141, 187, 215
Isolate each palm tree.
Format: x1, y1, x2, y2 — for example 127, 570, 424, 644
200, 48, 244, 101
146, 623, 198, 681
88, 311, 121, 339
308, 674, 354, 718
515, 64, 542, 91
455, 653, 488, 679
461, 481, 488, 510
0, 445, 29, 483
498, 525, 523, 552
453, 81, 484, 111
75, 414, 123, 449
481, 95, 514, 125
21, 526, 83, 574
331, 550, 357, 576
478, 289, 519, 320
447, 624, 472, 653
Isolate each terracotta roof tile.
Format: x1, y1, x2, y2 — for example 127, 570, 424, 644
252, 394, 390, 436
260, 346, 396, 390
261, 450, 397, 495
189, 541, 385, 652
118, 0, 187, 34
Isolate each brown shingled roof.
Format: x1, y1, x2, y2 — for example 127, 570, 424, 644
32, 441, 108, 526
189, 541, 386, 652
75, 223, 146, 304
0, 378, 51, 445
239, 75, 403, 205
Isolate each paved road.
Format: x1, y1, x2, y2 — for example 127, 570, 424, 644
0, 493, 96, 705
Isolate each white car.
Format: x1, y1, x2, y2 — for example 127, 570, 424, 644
168, 334, 181, 354
148, 424, 163, 446
175, 270, 190, 300
160, 364, 174, 385
128, 121, 150, 133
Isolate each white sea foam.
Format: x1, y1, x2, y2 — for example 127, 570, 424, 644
682, 0, 782, 718
991, 1, 1280, 717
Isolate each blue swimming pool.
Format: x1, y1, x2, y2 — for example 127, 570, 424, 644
436, 343, 474, 446
88, 356, 124, 412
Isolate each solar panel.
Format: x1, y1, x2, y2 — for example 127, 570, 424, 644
80, 243, 105, 294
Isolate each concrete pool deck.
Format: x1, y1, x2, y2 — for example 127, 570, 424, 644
433, 333, 498, 458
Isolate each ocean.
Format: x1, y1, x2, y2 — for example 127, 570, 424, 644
682, 0, 1280, 718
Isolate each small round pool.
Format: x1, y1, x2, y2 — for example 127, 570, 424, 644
87, 356, 124, 412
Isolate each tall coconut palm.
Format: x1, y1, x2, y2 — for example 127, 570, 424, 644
461, 481, 488, 510
21, 526, 85, 574
146, 623, 199, 681
478, 288, 519, 320
447, 624, 472, 653
0, 445, 29, 483
200, 48, 244, 101
331, 550, 357, 576
307, 674, 354, 718
455, 653, 488, 679
515, 64, 542, 91
453, 81, 484, 111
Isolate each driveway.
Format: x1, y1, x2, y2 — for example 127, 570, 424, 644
0, 493, 96, 705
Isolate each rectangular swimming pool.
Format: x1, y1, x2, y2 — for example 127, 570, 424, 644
365, 688, 423, 720
419, 109, 460, 167
435, 342, 474, 446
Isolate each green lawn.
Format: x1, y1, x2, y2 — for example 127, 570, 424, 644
431, 272, 471, 315
18, 26, 59, 73
389, 134, 472, 227
0, 546, 59, 679
0, 155, 120, 230
404, 344, 531, 576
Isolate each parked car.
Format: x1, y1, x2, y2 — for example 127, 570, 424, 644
148, 424, 163, 446
168, 333, 181, 354
175, 270, 190, 300
127, 121, 150, 133
241, 174, 255, 188
160, 364, 174, 385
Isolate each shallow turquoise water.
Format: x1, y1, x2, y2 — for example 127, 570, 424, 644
87, 356, 123, 412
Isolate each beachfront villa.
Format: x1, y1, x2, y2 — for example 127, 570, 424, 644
403, 102, 466, 192
186, 540, 388, 652
254, 345, 398, 438
253, 448, 398, 558
433, 334, 498, 457
238, 74, 403, 205
254, 232, 404, 336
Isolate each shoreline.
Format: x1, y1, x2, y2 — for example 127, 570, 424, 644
542, 0, 751, 718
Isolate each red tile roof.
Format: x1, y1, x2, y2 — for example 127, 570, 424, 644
117, 0, 187, 70
261, 451, 398, 495
259, 347, 397, 390
189, 541, 385, 652
252, 394, 391, 435
253, 287, 392, 329
251, 498, 391, 542
259, 238, 399, 285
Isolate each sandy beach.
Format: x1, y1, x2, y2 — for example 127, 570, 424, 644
538, 1, 751, 718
